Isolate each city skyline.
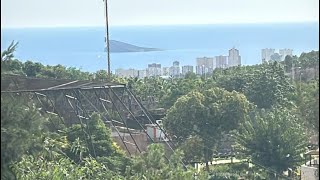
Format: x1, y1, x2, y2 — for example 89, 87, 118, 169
115, 47, 295, 78
262, 48, 293, 63
115, 47, 243, 78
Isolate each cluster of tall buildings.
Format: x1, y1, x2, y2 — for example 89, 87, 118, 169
195, 48, 241, 75
115, 61, 193, 78
261, 48, 293, 63
162, 61, 182, 77
116, 48, 294, 78
115, 47, 242, 78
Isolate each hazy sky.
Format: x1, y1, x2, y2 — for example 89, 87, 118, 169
1, 0, 319, 28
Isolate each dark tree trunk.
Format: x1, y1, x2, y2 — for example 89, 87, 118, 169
205, 160, 209, 172
204, 146, 210, 171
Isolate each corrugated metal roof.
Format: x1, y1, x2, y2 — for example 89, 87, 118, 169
1, 74, 126, 93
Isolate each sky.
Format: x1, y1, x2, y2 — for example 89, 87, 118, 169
1, 0, 319, 28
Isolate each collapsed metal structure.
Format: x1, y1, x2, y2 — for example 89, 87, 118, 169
1, 74, 179, 163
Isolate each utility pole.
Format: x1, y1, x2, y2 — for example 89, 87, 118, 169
300, 72, 303, 92
292, 63, 295, 81
104, 0, 111, 79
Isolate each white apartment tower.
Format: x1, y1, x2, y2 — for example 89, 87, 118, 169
170, 61, 180, 77
162, 67, 170, 76
137, 70, 147, 79
115, 68, 138, 78
196, 57, 214, 75
182, 65, 193, 76
215, 55, 228, 69
228, 48, 241, 67
147, 63, 161, 77
261, 48, 275, 63
279, 49, 293, 61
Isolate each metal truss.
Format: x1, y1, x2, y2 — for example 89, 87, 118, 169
1, 83, 183, 167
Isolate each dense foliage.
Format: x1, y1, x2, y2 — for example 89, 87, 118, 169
1, 42, 318, 179
1, 96, 47, 179
163, 88, 251, 170
234, 108, 307, 173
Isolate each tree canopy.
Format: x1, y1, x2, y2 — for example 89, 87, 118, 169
234, 108, 308, 174
1, 42, 318, 178
163, 87, 251, 170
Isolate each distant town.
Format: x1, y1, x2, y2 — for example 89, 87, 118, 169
115, 48, 293, 78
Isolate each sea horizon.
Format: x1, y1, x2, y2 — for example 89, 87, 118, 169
2, 21, 318, 28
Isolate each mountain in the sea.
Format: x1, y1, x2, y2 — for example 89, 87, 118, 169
108, 40, 162, 53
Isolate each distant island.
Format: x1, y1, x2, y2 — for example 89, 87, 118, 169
108, 40, 162, 53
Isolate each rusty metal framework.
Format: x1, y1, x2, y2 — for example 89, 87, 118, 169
1, 75, 184, 167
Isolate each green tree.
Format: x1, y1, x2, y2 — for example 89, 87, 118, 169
125, 144, 197, 180
65, 113, 129, 173
13, 137, 121, 180
1, 41, 18, 62
38, 65, 56, 78
65, 67, 92, 80
2, 59, 24, 74
214, 66, 253, 93
283, 55, 298, 73
160, 76, 204, 108
66, 113, 122, 157
178, 136, 204, 163
245, 62, 294, 109
298, 50, 319, 69
163, 87, 251, 170
1, 41, 23, 74
234, 108, 307, 175
270, 53, 281, 62
1, 95, 47, 179
13, 142, 207, 179
294, 80, 319, 133
212, 62, 294, 109
23, 61, 44, 77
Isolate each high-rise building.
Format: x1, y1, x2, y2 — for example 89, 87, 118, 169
182, 65, 193, 76
162, 67, 170, 76
228, 48, 241, 67
196, 66, 204, 76
261, 48, 275, 63
173, 61, 180, 67
213, 57, 217, 70
196, 57, 214, 75
115, 68, 138, 78
170, 61, 180, 77
196, 57, 213, 68
215, 55, 228, 69
279, 49, 293, 61
147, 63, 161, 77
137, 70, 147, 79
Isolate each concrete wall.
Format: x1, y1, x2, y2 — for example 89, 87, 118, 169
112, 133, 148, 156
301, 165, 319, 180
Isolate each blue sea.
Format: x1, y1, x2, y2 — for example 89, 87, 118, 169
1, 23, 319, 72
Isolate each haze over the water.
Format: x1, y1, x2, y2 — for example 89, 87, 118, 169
1, 0, 319, 28
1, 0, 319, 72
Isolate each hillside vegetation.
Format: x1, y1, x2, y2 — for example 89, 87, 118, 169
1, 42, 319, 179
